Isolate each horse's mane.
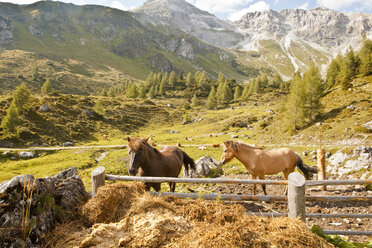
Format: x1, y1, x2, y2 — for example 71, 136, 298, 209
128, 137, 160, 156
226, 140, 263, 152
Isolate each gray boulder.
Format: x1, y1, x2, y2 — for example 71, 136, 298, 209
39, 104, 49, 112
0, 167, 89, 247
185, 155, 223, 178
19, 151, 34, 158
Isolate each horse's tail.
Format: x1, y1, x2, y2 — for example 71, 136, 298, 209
182, 151, 195, 177
296, 155, 318, 180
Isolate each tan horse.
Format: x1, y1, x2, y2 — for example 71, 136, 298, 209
127, 137, 195, 192
220, 140, 317, 195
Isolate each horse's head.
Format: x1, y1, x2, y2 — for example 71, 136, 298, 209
220, 141, 238, 165
127, 137, 149, 176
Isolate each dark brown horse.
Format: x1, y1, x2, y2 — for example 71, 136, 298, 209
127, 137, 195, 192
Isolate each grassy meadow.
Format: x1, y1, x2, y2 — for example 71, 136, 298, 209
2, 79, 370, 190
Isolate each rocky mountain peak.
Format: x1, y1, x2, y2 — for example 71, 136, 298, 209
131, 0, 244, 48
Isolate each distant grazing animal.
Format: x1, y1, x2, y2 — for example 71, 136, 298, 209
185, 137, 193, 141
127, 137, 195, 192
176, 143, 182, 147
211, 144, 220, 148
220, 140, 317, 195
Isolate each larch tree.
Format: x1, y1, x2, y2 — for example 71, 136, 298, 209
168, 71, 177, 90
285, 74, 307, 132
206, 86, 217, 109
1, 101, 20, 135
303, 64, 324, 122
12, 83, 32, 114
233, 86, 242, 100
41, 79, 53, 96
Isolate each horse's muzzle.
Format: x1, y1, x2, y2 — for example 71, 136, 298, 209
129, 168, 137, 176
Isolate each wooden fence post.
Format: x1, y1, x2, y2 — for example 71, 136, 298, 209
288, 172, 306, 222
317, 149, 326, 191
92, 166, 105, 195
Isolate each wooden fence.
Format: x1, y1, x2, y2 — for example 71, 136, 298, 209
92, 166, 372, 236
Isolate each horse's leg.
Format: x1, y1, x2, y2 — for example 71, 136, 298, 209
153, 183, 161, 192
251, 174, 257, 195
145, 182, 151, 191
258, 175, 267, 195
168, 182, 176, 192
283, 169, 290, 195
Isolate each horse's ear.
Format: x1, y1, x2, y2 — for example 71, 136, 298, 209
143, 137, 149, 143
126, 137, 131, 142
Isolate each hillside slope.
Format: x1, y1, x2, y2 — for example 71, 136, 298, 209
0, 1, 252, 94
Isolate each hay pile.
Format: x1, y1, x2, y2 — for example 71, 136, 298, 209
43, 183, 332, 248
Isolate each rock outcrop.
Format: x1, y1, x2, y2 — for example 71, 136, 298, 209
327, 146, 372, 178
0, 167, 89, 248
184, 155, 223, 178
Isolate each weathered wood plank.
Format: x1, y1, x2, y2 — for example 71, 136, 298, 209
105, 174, 288, 185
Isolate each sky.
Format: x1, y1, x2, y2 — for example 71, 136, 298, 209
1, 0, 371, 21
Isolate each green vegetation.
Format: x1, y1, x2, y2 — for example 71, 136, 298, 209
311, 225, 372, 248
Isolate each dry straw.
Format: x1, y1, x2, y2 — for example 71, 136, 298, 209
43, 183, 332, 248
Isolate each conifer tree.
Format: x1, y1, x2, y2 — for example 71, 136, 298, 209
139, 85, 147, 99
285, 74, 307, 132
271, 73, 283, 90
206, 86, 217, 109
325, 57, 341, 89
13, 83, 32, 114
303, 64, 324, 121
216, 80, 224, 105
1, 101, 20, 134
159, 79, 166, 96
108, 87, 115, 97
168, 71, 177, 89
145, 72, 154, 90
240, 84, 249, 101
248, 79, 257, 95
147, 86, 155, 98
217, 71, 225, 83
198, 71, 208, 92
100, 89, 108, 97
93, 99, 105, 116
340, 47, 361, 90
177, 72, 183, 83
233, 86, 242, 100
360, 53, 372, 76
223, 80, 233, 103
154, 86, 159, 96
41, 79, 53, 96
191, 93, 200, 107
185, 72, 194, 89
126, 84, 139, 99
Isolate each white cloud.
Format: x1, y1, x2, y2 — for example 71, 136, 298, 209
186, 0, 254, 13
316, 0, 372, 12
110, 0, 128, 11
274, 0, 279, 3
0, 0, 39, 4
297, 2, 308, 10
227, 1, 270, 21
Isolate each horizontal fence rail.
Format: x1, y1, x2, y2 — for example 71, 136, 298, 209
148, 192, 372, 203
322, 230, 372, 236
247, 212, 372, 219
105, 174, 372, 186
105, 174, 288, 185
92, 167, 372, 237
